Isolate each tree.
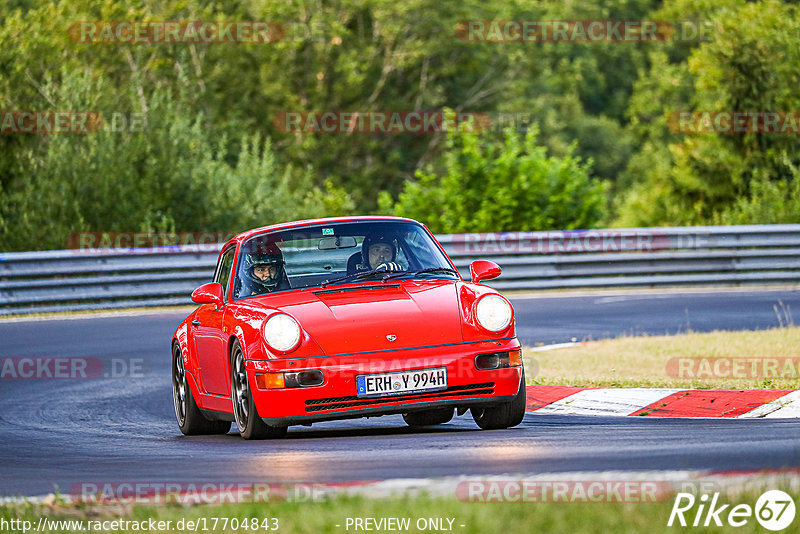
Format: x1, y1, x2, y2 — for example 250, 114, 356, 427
379, 123, 604, 233
0, 71, 353, 251
614, 0, 800, 226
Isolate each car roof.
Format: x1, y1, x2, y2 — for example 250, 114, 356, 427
223, 216, 421, 249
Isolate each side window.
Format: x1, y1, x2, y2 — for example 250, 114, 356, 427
215, 247, 236, 300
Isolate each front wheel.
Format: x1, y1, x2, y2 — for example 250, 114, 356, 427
403, 407, 454, 427
172, 343, 230, 435
472, 371, 526, 430
231, 340, 287, 440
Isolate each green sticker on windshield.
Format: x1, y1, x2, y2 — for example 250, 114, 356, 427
322, 228, 334, 236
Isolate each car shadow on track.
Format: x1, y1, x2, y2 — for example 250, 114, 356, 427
280, 424, 479, 440
170, 416, 492, 442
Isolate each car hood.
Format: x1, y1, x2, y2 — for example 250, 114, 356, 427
260, 281, 463, 355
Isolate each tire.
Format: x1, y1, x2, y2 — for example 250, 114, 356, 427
172, 343, 230, 435
472, 371, 526, 430
230, 340, 287, 440
403, 407, 454, 427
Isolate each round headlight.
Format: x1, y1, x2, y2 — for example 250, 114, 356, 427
475, 294, 512, 332
263, 314, 301, 352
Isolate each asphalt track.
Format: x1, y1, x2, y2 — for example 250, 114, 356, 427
1, 289, 799, 497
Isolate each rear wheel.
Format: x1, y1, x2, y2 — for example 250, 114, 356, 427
172, 343, 230, 435
403, 407, 454, 427
231, 340, 287, 440
472, 372, 526, 430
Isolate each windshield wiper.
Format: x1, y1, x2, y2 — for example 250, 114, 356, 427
382, 267, 460, 281
320, 269, 385, 288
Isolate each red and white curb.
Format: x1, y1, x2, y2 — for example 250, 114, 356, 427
525, 386, 800, 418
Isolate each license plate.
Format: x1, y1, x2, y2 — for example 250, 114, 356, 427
356, 367, 448, 398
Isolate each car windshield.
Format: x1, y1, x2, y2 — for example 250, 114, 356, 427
231, 220, 459, 300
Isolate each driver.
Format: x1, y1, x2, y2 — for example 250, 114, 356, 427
359, 233, 403, 272
241, 243, 289, 296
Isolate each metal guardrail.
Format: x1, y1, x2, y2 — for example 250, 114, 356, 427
1, 225, 799, 315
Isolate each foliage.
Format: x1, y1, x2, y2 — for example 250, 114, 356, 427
1, 0, 799, 251
614, 0, 800, 226
379, 124, 604, 233
0, 70, 352, 251
715, 165, 800, 225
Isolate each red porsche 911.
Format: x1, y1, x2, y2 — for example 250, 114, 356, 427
171, 216, 525, 439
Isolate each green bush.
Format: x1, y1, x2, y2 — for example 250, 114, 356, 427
715, 163, 800, 225
379, 124, 605, 233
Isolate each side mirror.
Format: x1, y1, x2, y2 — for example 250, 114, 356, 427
191, 282, 224, 306
470, 260, 502, 284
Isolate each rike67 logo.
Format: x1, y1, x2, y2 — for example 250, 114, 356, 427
668, 490, 796, 530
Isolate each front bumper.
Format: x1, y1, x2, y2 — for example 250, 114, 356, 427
246, 338, 523, 426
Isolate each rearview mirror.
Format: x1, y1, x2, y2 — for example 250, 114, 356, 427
470, 260, 502, 284
318, 236, 357, 250
191, 282, 224, 306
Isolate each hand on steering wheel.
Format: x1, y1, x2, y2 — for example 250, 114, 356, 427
375, 262, 403, 272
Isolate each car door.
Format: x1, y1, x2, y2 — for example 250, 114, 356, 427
193, 245, 236, 396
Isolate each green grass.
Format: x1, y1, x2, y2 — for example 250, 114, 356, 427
3, 488, 799, 533
523, 326, 800, 389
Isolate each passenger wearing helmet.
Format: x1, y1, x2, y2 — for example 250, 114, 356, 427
241, 244, 289, 296
358, 233, 403, 272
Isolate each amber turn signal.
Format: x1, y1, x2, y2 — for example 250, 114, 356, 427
255, 372, 286, 389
